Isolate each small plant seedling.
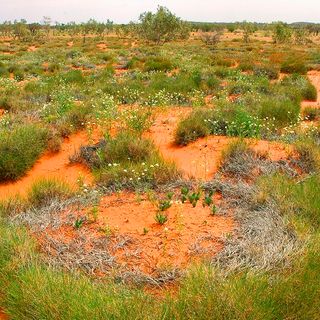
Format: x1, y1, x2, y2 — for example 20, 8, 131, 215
158, 199, 172, 211
166, 191, 174, 200
211, 205, 217, 215
143, 227, 149, 235
188, 191, 201, 208
203, 190, 214, 207
103, 225, 113, 237
90, 205, 99, 222
74, 218, 84, 229
181, 186, 189, 203
155, 212, 168, 225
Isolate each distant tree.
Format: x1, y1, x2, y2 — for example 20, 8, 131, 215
42, 16, 51, 37
226, 24, 236, 33
272, 22, 292, 43
13, 19, 30, 41
138, 6, 190, 45
242, 22, 256, 43
28, 23, 41, 37
81, 19, 98, 43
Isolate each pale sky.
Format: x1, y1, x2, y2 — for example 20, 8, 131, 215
1, 0, 319, 24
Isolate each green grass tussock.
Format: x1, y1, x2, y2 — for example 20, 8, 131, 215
0, 125, 48, 182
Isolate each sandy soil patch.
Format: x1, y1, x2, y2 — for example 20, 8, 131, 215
0, 131, 95, 200
146, 107, 289, 180
40, 191, 235, 275
27, 46, 37, 52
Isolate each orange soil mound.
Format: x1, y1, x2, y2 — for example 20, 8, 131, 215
43, 192, 234, 274
0, 310, 8, 320
301, 70, 320, 108
27, 46, 37, 52
0, 131, 95, 201
146, 108, 290, 180
97, 43, 108, 51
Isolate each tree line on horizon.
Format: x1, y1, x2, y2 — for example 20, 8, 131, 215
0, 6, 319, 45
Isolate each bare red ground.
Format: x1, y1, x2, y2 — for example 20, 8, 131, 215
0, 131, 95, 201
97, 43, 108, 51
27, 46, 37, 52
0, 310, 8, 320
146, 108, 290, 180
44, 192, 234, 274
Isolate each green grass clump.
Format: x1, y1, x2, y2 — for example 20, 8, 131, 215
301, 81, 317, 101
258, 173, 320, 231
174, 106, 262, 146
28, 178, 73, 208
293, 140, 320, 174
280, 56, 307, 74
174, 110, 210, 146
93, 132, 180, 189
219, 139, 257, 178
144, 56, 174, 72
0, 125, 48, 182
257, 97, 300, 127
302, 106, 319, 121
253, 65, 279, 80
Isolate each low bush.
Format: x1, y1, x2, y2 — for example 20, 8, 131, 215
28, 178, 73, 208
293, 140, 320, 174
280, 56, 307, 74
89, 132, 180, 189
219, 139, 257, 178
302, 107, 319, 121
0, 125, 48, 181
144, 56, 174, 72
174, 110, 210, 145
253, 65, 279, 80
257, 97, 300, 127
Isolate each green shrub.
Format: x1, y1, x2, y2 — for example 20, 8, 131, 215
92, 132, 180, 189
293, 140, 320, 173
301, 81, 317, 101
0, 66, 9, 77
144, 56, 174, 72
257, 97, 300, 127
28, 178, 72, 207
302, 107, 319, 121
219, 139, 256, 178
280, 56, 307, 74
0, 125, 48, 181
174, 110, 210, 145
253, 65, 279, 80
62, 70, 84, 84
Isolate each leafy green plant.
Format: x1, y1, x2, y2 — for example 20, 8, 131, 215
181, 187, 189, 203
188, 191, 201, 208
211, 205, 217, 215
203, 190, 214, 207
28, 178, 72, 208
155, 212, 168, 225
0, 125, 48, 181
74, 218, 84, 229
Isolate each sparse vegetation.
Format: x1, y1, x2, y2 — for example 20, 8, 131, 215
0, 9, 319, 320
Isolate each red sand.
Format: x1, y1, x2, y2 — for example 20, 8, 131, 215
146, 108, 290, 181
0, 131, 94, 200
43, 192, 235, 274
